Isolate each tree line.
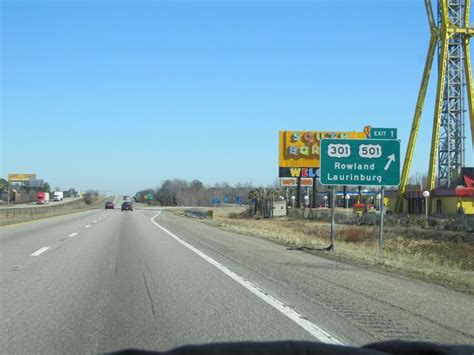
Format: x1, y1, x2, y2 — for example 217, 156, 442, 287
135, 179, 258, 206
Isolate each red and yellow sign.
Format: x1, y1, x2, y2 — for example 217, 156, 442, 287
279, 130, 366, 168
280, 177, 314, 187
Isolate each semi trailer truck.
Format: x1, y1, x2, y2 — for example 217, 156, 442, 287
37, 192, 50, 204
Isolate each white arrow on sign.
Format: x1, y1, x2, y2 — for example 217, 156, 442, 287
384, 154, 396, 171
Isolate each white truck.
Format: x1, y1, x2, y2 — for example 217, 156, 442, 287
53, 191, 64, 201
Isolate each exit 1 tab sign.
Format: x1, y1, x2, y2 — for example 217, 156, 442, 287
368, 127, 397, 140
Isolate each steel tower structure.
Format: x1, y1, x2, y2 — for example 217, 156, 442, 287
438, 0, 466, 188
395, 0, 474, 212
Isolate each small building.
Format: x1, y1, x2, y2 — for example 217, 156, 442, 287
430, 188, 473, 214
385, 186, 421, 213
388, 168, 474, 215
430, 168, 474, 214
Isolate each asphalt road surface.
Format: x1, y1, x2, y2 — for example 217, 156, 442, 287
1, 198, 473, 353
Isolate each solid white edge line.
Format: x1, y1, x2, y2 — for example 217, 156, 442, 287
149, 211, 344, 345
68, 232, 78, 237
85, 225, 91, 228
30, 247, 50, 256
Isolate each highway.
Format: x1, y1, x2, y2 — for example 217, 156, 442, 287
0, 197, 81, 209
1, 197, 473, 353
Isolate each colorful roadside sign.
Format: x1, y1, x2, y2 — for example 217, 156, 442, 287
8, 174, 36, 182
320, 139, 400, 186
278, 130, 367, 172
279, 167, 320, 178
365, 126, 397, 140
280, 178, 298, 186
280, 177, 314, 186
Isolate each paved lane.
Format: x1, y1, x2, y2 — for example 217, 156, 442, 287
0, 206, 316, 353
1, 206, 473, 353
0, 196, 121, 276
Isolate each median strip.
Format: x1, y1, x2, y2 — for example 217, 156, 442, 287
0, 197, 111, 226
30, 247, 50, 256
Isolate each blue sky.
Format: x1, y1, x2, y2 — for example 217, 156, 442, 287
1, 0, 473, 194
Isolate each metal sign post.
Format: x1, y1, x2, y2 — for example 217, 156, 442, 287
423, 190, 430, 228
291, 196, 296, 217
379, 186, 385, 249
296, 178, 301, 208
312, 177, 317, 208
320, 136, 400, 252
330, 186, 336, 250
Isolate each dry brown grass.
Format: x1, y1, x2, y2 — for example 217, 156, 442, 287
173, 206, 474, 294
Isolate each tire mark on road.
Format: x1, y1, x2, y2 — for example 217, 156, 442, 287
142, 273, 156, 317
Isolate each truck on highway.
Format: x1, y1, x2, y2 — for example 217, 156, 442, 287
37, 191, 50, 204
53, 191, 63, 201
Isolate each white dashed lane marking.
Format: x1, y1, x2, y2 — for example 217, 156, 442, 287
68, 232, 78, 237
30, 247, 50, 256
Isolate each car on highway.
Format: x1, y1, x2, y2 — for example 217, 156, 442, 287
105, 201, 115, 209
121, 201, 133, 211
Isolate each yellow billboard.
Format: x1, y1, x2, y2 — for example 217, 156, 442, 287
8, 174, 36, 182
279, 130, 367, 168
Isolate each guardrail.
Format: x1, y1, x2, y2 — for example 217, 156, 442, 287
0, 197, 109, 226
184, 209, 213, 219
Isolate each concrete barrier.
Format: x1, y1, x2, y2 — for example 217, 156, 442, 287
0, 198, 109, 226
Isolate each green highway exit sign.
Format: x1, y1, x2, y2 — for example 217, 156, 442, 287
320, 138, 400, 186
369, 127, 397, 139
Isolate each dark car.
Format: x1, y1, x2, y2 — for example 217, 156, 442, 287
105, 201, 115, 209
121, 201, 133, 211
